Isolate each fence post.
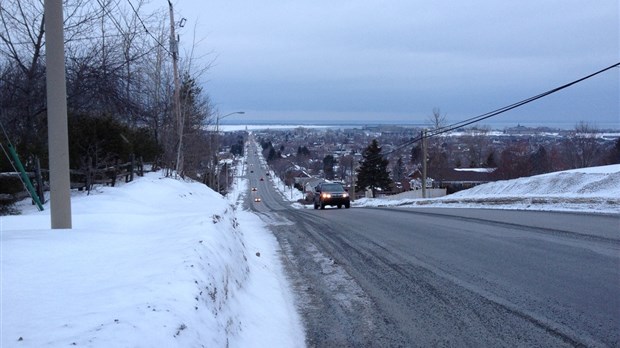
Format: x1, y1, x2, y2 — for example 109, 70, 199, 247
35, 156, 45, 204
112, 159, 118, 187
86, 157, 92, 194
129, 154, 135, 182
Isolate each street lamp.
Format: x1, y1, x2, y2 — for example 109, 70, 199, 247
216, 111, 245, 134
214, 111, 245, 193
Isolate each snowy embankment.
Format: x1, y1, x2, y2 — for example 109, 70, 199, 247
1, 168, 304, 347
354, 164, 620, 214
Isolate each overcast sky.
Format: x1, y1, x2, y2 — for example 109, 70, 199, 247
174, 0, 619, 128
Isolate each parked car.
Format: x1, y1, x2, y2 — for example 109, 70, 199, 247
314, 182, 350, 209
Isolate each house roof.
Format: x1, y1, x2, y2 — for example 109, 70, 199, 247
409, 168, 496, 183
432, 168, 495, 183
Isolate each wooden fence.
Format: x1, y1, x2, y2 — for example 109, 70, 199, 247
0, 155, 146, 206
70, 155, 145, 193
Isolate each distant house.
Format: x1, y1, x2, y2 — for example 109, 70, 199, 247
409, 168, 496, 194
289, 168, 311, 181
435, 168, 497, 193
299, 178, 324, 202
504, 124, 531, 135
287, 168, 311, 191
407, 169, 434, 190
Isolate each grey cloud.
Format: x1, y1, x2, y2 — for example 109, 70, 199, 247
179, 0, 619, 127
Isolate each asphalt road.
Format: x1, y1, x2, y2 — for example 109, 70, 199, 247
244, 145, 620, 347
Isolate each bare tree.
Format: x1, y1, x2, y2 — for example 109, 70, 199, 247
0, 0, 215, 181
565, 121, 600, 168
607, 138, 620, 164
0, 0, 49, 159
137, 19, 175, 168
494, 141, 531, 180
0, 0, 103, 161
427, 107, 447, 131
1, 0, 114, 121
425, 108, 449, 177
392, 156, 405, 182
463, 125, 491, 167
178, 74, 214, 178
338, 154, 354, 183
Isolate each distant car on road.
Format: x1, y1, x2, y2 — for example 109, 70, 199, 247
260, 177, 264, 181
254, 197, 261, 202
314, 182, 350, 209
251, 187, 257, 192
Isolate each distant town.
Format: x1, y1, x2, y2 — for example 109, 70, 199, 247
219, 122, 620, 197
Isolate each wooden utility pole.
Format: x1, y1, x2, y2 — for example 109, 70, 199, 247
215, 115, 220, 193
168, 0, 183, 176
422, 130, 427, 199
45, 0, 72, 228
350, 160, 356, 202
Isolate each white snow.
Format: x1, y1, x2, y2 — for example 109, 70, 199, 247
352, 164, 620, 214
3, 149, 618, 347
219, 124, 330, 132
267, 170, 306, 208
453, 168, 496, 173
1, 162, 304, 347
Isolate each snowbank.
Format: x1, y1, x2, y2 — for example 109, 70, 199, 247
353, 164, 620, 214
1, 170, 304, 347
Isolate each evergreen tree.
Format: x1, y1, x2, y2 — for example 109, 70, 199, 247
267, 146, 277, 162
530, 145, 551, 175
261, 140, 272, 150
230, 138, 244, 156
485, 151, 497, 168
323, 155, 335, 180
392, 156, 405, 181
355, 139, 392, 197
297, 146, 310, 157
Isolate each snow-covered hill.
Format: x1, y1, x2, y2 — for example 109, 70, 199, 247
354, 164, 620, 214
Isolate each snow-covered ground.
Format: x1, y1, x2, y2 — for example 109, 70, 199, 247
0, 161, 304, 347
353, 164, 620, 214
2, 149, 618, 347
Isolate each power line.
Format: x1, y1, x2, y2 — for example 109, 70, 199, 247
383, 61, 620, 158
126, 0, 171, 56
95, 0, 125, 35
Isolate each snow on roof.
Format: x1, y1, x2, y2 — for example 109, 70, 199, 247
453, 168, 497, 173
